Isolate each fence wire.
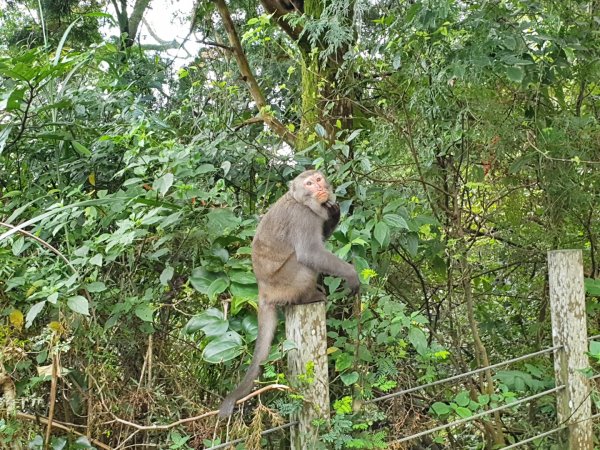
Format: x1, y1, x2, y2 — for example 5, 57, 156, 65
206, 338, 599, 449
368, 345, 560, 404
388, 385, 565, 445
206, 421, 297, 450
501, 410, 600, 449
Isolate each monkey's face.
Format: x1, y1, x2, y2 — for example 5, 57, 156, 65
303, 172, 329, 204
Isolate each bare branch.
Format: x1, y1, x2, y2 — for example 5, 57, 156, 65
0, 221, 76, 273
102, 384, 291, 431
17, 413, 112, 450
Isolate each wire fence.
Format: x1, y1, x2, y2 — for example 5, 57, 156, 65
208, 335, 600, 449
207, 422, 297, 450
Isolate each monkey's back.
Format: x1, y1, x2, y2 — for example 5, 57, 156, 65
251, 193, 321, 299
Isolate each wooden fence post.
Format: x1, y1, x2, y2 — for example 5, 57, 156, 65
285, 302, 330, 450
548, 249, 592, 450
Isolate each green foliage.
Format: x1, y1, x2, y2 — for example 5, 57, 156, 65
1, 0, 599, 448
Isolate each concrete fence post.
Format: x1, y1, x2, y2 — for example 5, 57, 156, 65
548, 249, 592, 450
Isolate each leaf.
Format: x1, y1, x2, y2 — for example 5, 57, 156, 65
408, 327, 428, 355
230, 282, 258, 299
134, 304, 154, 322
478, 394, 490, 405
72, 436, 95, 449
153, 173, 174, 196
26, 301, 46, 328
207, 277, 229, 300
384, 214, 409, 229
190, 268, 222, 295
374, 221, 389, 246
341, 371, 359, 386
12, 236, 25, 255
202, 331, 244, 363
405, 233, 419, 256
589, 341, 600, 357
160, 266, 174, 285
206, 209, 241, 233
455, 390, 470, 407
338, 243, 352, 259
54, 17, 81, 65
51, 437, 67, 450
430, 402, 451, 416
584, 278, 600, 296
506, 66, 524, 83
72, 141, 91, 156
335, 352, 354, 372
9, 309, 24, 329
221, 161, 231, 176
67, 296, 90, 316
86, 282, 106, 293
454, 406, 472, 418
185, 308, 225, 334
0, 125, 12, 155
242, 315, 258, 341
346, 129, 362, 142
197, 164, 215, 174
47, 292, 59, 304
89, 254, 103, 266
314, 123, 327, 138
229, 271, 256, 285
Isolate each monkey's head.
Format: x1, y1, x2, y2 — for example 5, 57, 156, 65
290, 170, 336, 215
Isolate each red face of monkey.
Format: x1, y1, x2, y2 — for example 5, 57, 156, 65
303, 172, 329, 203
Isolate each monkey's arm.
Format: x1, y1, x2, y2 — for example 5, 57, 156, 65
322, 202, 340, 240
292, 221, 359, 295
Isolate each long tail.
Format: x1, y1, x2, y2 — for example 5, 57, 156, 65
218, 302, 277, 417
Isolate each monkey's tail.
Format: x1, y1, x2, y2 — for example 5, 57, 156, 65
218, 302, 277, 417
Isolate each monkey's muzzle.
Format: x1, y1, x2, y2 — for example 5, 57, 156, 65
316, 191, 329, 203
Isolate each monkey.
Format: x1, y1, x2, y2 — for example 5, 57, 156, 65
218, 170, 359, 417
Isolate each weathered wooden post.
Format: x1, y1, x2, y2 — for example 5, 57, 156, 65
548, 249, 592, 450
285, 303, 330, 450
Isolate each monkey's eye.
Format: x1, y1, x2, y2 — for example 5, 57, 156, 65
306, 181, 312, 186
316, 177, 322, 182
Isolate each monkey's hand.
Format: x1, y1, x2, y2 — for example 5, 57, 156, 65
346, 268, 360, 296
322, 201, 340, 240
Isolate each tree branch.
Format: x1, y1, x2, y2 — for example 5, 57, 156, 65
259, 0, 306, 48
17, 413, 112, 450
213, 0, 297, 147
128, 0, 152, 45
102, 384, 291, 431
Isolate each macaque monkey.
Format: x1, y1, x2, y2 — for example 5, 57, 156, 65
218, 170, 359, 417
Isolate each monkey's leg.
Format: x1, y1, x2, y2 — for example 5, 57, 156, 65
291, 288, 326, 305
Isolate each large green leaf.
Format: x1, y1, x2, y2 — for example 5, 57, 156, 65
185, 308, 228, 337
67, 296, 90, 316
190, 268, 223, 295
229, 270, 256, 285
26, 301, 46, 328
202, 331, 244, 363
206, 208, 241, 233
430, 402, 451, 416
408, 327, 428, 355
374, 221, 389, 246
134, 303, 154, 322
